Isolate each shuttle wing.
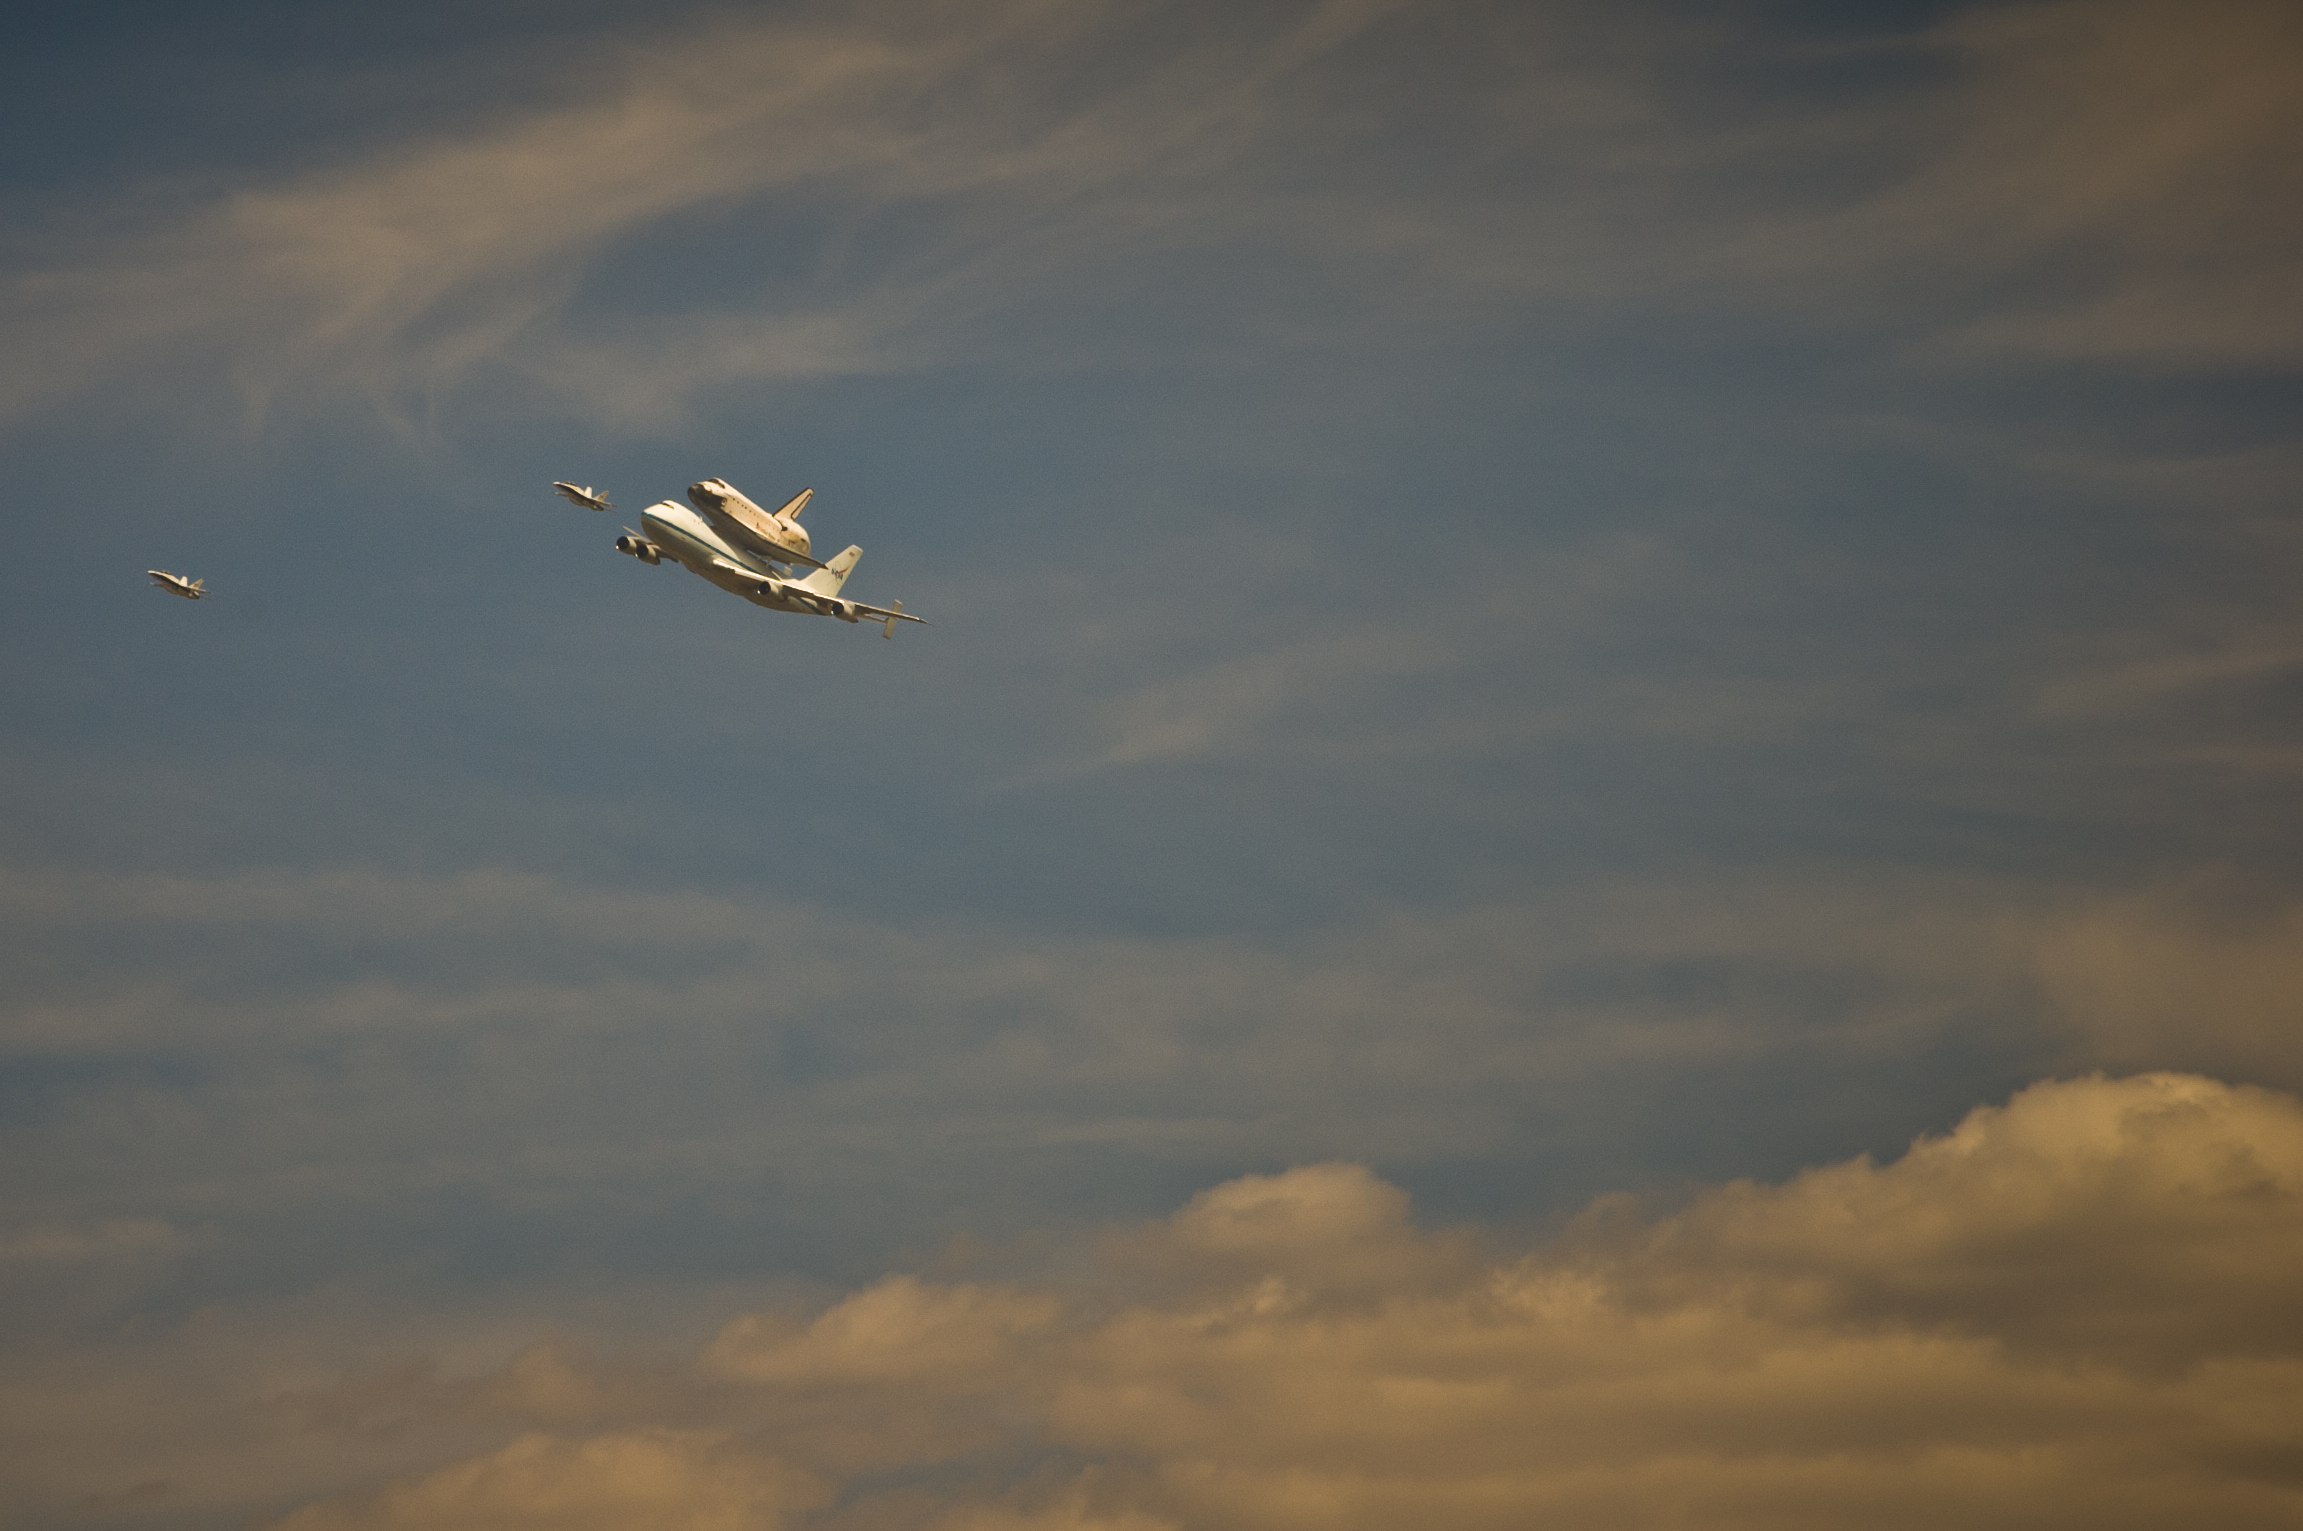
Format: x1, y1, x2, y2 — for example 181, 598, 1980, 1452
706, 556, 780, 591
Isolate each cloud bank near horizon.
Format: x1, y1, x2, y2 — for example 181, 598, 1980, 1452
17, 1072, 2294, 1531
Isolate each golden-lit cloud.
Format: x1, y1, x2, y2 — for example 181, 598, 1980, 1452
274, 1431, 829, 1531
227, 1073, 2303, 1530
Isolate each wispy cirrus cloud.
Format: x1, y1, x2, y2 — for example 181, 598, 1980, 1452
13, 0, 2300, 447
2, 0, 1423, 436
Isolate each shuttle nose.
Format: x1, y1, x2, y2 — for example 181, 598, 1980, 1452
686, 480, 726, 512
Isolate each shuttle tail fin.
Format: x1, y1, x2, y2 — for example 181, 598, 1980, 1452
794, 545, 861, 596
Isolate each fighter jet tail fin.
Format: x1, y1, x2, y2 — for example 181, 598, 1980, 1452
793, 545, 861, 596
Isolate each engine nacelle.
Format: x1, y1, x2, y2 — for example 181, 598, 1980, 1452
830, 599, 860, 623
614, 534, 661, 565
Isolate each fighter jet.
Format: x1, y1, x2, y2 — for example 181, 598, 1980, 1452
681, 478, 829, 572
551, 481, 613, 512
147, 569, 208, 599
612, 496, 926, 639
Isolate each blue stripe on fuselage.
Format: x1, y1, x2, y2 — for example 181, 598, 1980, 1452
640, 502, 810, 612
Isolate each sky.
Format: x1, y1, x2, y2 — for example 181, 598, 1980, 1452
4, 0, 2303, 1525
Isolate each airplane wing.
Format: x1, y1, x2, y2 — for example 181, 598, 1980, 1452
843, 598, 927, 628
705, 558, 926, 636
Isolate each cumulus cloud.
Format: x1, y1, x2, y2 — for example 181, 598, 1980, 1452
231, 1073, 2303, 1530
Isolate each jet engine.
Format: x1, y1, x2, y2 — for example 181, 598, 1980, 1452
614, 533, 662, 565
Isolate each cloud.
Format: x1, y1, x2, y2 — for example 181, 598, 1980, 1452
273, 1431, 829, 1531
228, 1073, 2303, 1530
2033, 874, 2303, 1082
0, 1218, 186, 1265
2034, 641, 2303, 719
1599, 1072, 2303, 1368
1677, 0, 2303, 370
15, 0, 2298, 449
1902, 0, 2303, 366
0, 859, 2056, 1233
0, 0, 1422, 437
1039, 628, 1451, 778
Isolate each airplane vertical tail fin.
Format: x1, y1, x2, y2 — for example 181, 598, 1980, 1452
795, 545, 861, 596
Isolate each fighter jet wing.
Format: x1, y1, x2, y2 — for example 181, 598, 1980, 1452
551, 481, 612, 511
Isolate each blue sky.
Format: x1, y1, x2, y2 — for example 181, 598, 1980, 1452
6, 2, 2303, 1526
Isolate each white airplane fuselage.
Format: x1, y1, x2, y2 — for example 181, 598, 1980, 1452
640, 502, 824, 616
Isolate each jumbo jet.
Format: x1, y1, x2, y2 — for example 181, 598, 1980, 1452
147, 569, 207, 599
551, 482, 613, 511
603, 481, 926, 638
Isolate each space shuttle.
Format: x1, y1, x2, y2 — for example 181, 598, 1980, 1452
681, 479, 828, 571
